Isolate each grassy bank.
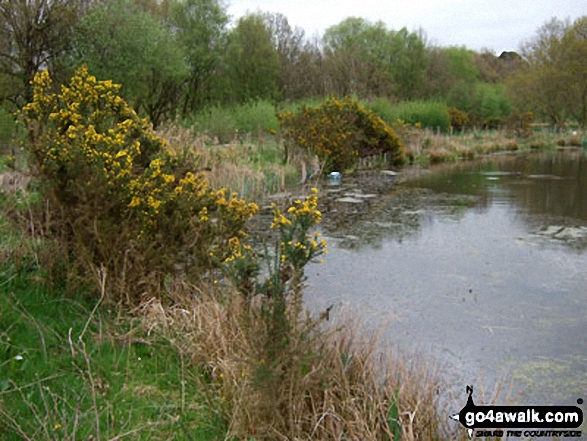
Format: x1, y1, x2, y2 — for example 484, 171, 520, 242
179, 98, 585, 186
156, 125, 305, 200
0, 266, 228, 440
0, 199, 458, 440
156, 123, 585, 200
391, 124, 585, 166
1, 76, 570, 439
0, 141, 466, 440
0, 69, 458, 439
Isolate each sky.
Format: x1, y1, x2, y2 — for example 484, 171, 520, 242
226, 0, 587, 54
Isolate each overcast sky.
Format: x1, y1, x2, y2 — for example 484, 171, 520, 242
227, 0, 587, 54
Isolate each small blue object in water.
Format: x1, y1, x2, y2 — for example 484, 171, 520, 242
328, 171, 341, 185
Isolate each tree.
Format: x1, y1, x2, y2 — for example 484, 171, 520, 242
0, 0, 87, 103
169, 0, 228, 114
71, 0, 188, 126
507, 17, 585, 127
562, 16, 587, 127
287, 37, 325, 100
225, 13, 281, 103
424, 46, 478, 106
322, 17, 393, 97
473, 50, 524, 84
261, 12, 319, 101
387, 27, 428, 100
322, 18, 427, 99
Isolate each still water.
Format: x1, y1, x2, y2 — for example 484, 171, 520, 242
306, 151, 587, 406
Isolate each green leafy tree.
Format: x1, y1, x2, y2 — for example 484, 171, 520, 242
507, 17, 586, 127
387, 27, 428, 100
443, 46, 480, 109
170, 0, 228, 114
322, 17, 393, 97
225, 13, 281, 103
322, 17, 427, 99
71, 0, 188, 127
562, 16, 587, 127
473, 83, 512, 127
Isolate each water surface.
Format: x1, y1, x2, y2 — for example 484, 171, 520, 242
306, 151, 587, 407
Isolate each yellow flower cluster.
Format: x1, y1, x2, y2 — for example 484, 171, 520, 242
21, 66, 259, 278
222, 235, 255, 264
278, 97, 405, 172
271, 188, 327, 269
286, 187, 322, 224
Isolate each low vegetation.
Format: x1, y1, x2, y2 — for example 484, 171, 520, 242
0, 66, 472, 440
278, 97, 405, 173
1, 4, 585, 439
366, 99, 451, 133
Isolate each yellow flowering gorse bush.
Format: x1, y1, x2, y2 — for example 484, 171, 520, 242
21, 66, 258, 302
222, 188, 326, 301
271, 188, 326, 270
278, 97, 404, 172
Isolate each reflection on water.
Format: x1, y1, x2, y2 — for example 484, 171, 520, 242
408, 151, 587, 223
306, 151, 587, 407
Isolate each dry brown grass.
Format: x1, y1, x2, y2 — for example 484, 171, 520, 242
399, 127, 570, 166
158, 124, 307, 199
137, 283, 457, 440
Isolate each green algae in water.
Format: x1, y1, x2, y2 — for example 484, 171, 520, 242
511, 356, 587, 406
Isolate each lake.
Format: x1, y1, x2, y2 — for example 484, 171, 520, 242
306, 150, 587, 408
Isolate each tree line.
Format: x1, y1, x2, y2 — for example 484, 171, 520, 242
1, 0, 585, 128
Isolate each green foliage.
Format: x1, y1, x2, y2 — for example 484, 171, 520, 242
71, 0, 188, 127
387, 28, 428, 100
509, 16, 587, 128
19, 67, 257, 303
190, 100, 279, 142
445, 46, 480, 84
563, 17, 587, 127
0, 268, 225, 440
446, 80, 476, 113
426, 46, 480, 105
170, 0, 229, 114
386, 391, 402, 441
230, 101, 280, 135
322, 18, 427, 99
261, 12, 318, 101
278, 97, 404, 172
0, 104, 17, 151
364, 97, 400, 123
225, 14, 281, 103
475, 83, 512, 127
447, 81, 512, 128
393, 100, 450, 131
367, 99, 450, 131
